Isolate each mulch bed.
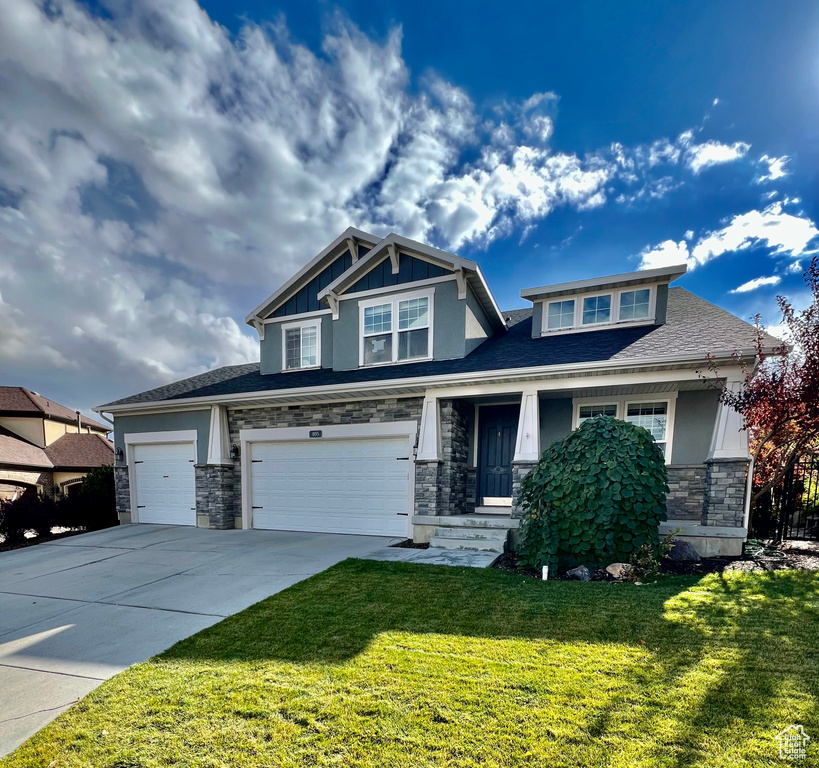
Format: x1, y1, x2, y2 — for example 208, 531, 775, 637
493, 539, 819, 580
390, 538, 430, 549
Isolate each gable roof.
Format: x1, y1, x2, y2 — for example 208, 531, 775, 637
44, 433, 114, 469
245, 227, 380, 325
0, 387, 109, 432
316, 232, 506, 331
99, 288, 779, 411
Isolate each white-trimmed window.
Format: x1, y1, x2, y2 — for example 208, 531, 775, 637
282, 320, 320, 370
619, 289, 651, 321
541, 285, 657, 334
360, 288, 433, 366
572, 395, 676, 462
625, 402, 669, 456
547, 299, 575, 330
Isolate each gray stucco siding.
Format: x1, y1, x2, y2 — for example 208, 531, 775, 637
655, 284, 669, 324
465, 284, 493, 355
671, 389, 720, 464
113, 409, 212, 465
539, 397, 573, 452
531, 302, 543, 339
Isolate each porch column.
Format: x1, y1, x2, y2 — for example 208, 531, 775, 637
512, 388, 540, 518
703, 374, 750, 530
199, 405, 236, 530
414, 394, 442, 517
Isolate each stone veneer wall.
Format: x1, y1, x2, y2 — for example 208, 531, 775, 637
194, 465, 235, 529
114, 465, 130, 519
465, 468, 477, 514
666, 465, 707, 521
511, 460, 537, 519
702, 458, 749, 527
229, 397, 424, 522
438, 399, 471, 516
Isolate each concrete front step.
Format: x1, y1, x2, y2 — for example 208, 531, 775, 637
412, 514, 518, 530
428, 535, 505, 553
433, 526, 509, 541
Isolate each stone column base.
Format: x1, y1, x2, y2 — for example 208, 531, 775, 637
414, 460, 441, 517
114, 465, 130, 522
702, 458, 750, 528
511, 460, 538, 519
194, 465, 236, 529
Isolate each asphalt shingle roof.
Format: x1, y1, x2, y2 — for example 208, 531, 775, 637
102, 288, 779, 408
0, 426, 52, 469
0, 387, 109, 431
44, 433, 114, 469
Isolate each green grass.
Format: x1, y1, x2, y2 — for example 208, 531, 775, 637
4, 561, 819, 767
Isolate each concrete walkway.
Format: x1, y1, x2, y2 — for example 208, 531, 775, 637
0, 525, 395, 757
357, 545, 501, 568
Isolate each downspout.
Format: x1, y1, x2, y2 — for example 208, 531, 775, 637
742, 455, 754, 533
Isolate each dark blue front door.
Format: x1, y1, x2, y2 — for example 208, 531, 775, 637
478, 404, 518, 502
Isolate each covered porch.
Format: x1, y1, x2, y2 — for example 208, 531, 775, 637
411, 366, 751, 556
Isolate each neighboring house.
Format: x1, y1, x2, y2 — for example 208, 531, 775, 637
0, 387, 114, 500
97, 228, 776, 556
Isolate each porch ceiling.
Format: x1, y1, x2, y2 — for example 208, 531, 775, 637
538, 379, 715, 400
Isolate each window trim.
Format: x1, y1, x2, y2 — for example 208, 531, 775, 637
281, 318, 322, 371
571, 393, 677, 464
542, 285, 657, 335
359, 287, 435, 367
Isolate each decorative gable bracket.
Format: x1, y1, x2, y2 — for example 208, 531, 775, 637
347, 237, 359, 264
387, 243, 400, 275
454, 268, 467, 300
325, 292, 340, 320
250, 318, 265, 341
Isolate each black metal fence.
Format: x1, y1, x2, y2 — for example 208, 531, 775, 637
751, 453, 819, 541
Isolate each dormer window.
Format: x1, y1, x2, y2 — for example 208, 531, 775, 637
582, 294, 612, 325
619, 289, 651, 321
282, 320, 320, 370
538, 285, 657, 335
547, 299, 575, 330
360, 288, 433, 366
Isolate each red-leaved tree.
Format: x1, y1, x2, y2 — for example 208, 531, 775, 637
709, 257, 819, 502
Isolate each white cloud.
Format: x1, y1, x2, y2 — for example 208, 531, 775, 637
0, 0, 773, 409
683, 138, 751, 174
730, 275, 782, 294
638, 240, 691, 270
756, 154, 789, 183
638, 202, 819, 271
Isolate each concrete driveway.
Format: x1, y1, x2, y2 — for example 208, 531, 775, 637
0, 525, 395, 757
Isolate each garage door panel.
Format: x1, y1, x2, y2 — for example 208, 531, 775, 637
250, 436, 410, 536
133, 442, 196, 526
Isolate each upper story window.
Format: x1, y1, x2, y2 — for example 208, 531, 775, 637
547, 299, 575, 330
619, 289, 651, 321
582, 294, 611, 325
282, 320, 320, 370
542, 285, 656, 334
361, 289, 433, 366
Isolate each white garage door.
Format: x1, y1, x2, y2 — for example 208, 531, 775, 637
249, 437, 410, 536
133, 442, 196, 526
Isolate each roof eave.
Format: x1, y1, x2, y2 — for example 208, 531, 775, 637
96, 348, 757, 415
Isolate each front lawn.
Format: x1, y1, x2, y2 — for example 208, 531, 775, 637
4, 561, 819, 767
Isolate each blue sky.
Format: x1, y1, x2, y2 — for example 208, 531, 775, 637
0, 0, 817, 414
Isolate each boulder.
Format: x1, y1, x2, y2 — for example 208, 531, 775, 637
566, 565, 592, 581
668, 540, 701, 563
605, 562, 633, 580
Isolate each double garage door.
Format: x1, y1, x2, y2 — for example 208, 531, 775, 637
248, 436, 411, 536
131, 435, 411, 536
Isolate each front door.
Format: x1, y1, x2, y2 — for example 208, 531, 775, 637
477, 404, 518, 505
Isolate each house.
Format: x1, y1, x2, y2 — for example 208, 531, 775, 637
97, 228, 775, 557
0, 387, 114, 500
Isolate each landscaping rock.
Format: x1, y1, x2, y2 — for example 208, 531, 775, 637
566, 565, 592, 581
605, 562, 633, 580
668, 540, 701, 563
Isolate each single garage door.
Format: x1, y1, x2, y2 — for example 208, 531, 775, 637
133, 442, 196, 526
249, 436, 410, 536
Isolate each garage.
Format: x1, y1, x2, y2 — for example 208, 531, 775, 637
247, 433, 411, 536
132, 442, 196, 526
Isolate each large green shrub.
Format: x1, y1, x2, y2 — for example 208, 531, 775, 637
516, 416, 669, 568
